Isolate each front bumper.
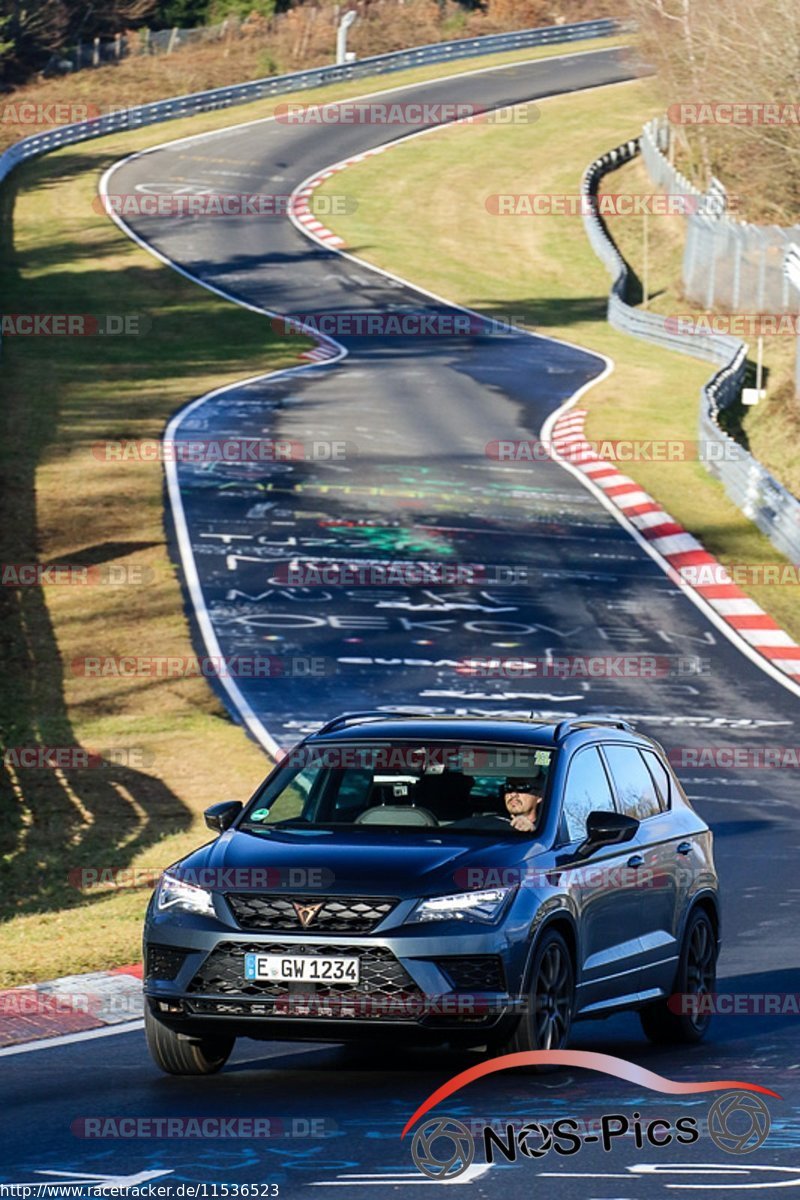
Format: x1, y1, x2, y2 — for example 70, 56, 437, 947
144, 909, 525, 1043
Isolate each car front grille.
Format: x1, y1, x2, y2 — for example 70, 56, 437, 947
187, 941, 423, 1020
226, 894, 397, 934
435, 956, 506, 992
145, 944, 190, 982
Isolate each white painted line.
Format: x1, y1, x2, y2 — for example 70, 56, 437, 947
283, 93, 800, 699
99, 161, 347, 760
99, 53, 800, 707
307, 1164, 492, 1186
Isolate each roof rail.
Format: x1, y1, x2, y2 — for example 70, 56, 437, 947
554, 716, 635, 743
313, 710, 437, 736
313, 710, 553, 736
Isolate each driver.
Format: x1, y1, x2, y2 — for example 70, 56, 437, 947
503, 777, 544, 832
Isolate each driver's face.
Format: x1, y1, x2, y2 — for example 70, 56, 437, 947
504, 788, 539, 816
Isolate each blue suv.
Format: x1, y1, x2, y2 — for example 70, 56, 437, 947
143, 713, 720, 1074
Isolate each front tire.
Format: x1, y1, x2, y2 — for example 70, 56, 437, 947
639, 908, 717, 1045
145, 1005, 235, 1075
502, 929, 575, 1062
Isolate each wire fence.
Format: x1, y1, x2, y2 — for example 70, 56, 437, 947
641, 117, 800, 315
583, 137, 800, 566
45, 15, 269, 74
144, 17, 245, 55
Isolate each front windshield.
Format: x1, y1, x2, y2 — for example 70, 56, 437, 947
242, 741, 554, 834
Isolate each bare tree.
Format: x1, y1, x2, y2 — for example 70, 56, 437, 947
627, 0, 800, 222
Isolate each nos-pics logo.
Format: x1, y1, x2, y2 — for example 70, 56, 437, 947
410, 1092, 772, 1181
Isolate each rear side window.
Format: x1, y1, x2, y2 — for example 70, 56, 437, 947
641, 749, 671, 810
603, 745, 661, 821
561, 747, 615, 843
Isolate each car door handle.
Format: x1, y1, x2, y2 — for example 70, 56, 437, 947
676, 841, 693, 855
627, 854, 645, 868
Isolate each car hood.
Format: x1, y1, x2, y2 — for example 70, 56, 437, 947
172, 826, 546, 900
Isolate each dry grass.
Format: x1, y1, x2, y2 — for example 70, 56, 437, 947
312, 77, 800, 646
0, 143, 306, 985
0, 39, 633, 987
603, 157, 800, 502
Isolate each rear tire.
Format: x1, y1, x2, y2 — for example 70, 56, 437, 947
639, 908, 717, 1045
498, 929, 574, 1067
145, 1005, 235, 1075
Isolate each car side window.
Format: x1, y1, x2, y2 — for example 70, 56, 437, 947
603, 745, 661, 821
641, 749, 671, 811
561, 747, 616, 843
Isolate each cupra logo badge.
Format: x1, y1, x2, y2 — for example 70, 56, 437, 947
293, 901, 324, 928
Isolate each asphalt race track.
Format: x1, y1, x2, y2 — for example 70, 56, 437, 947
2, 45, 799, 1199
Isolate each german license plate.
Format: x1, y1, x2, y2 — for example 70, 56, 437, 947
244, 953, 360, 984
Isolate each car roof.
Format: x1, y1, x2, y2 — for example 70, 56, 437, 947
305, 712, 660, 751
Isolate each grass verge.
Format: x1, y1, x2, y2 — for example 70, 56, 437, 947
313, 77, 800, 644
603, 155, 800, 500
0, 37, 632, 988
0, 139, 306, 988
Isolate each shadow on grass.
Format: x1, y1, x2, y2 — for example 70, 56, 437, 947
0, 156, 302, 923
0, 461, 191, 923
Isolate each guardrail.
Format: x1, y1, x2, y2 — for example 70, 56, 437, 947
582, 138, 800, 565
0, 18, 621, 186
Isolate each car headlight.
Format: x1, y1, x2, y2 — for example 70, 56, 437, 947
156, 871, 216, 917
408, 887, 513, 925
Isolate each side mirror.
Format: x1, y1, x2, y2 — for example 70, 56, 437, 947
577, 810, 638, 857
204, 800, 243, 834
